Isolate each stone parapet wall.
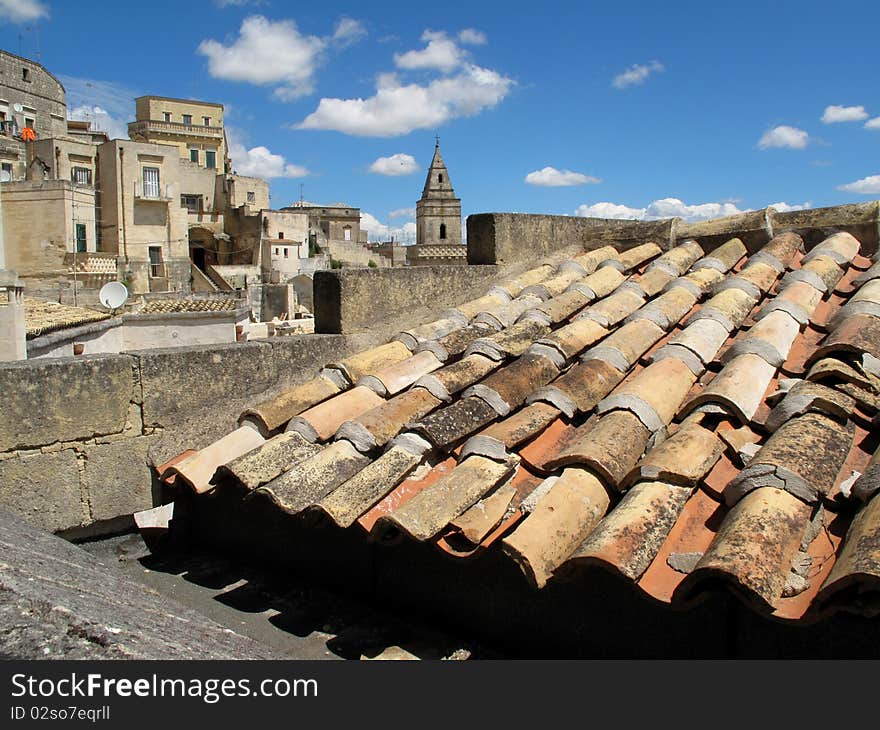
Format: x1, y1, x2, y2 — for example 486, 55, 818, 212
0, 334, 373, 535
467, 202, 880, 266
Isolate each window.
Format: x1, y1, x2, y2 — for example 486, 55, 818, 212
247, 191, 256, 204
75, 224, 87, 253
142, 166, 160, 198
163, 112, 171, 122
283, 248, 289, 258
181, 194, 201, 212
203, 116, 210, 126
274, 248, 280, 255
24, 117, 34, 130
440, 223, 447, 240
343, 226, 352, 241
182, 114, 192, 125
2, 162, 13, 180
148, 246, 164, 277
438, 173, 443, 183
205, 150, 216, 169
71, 167, 91, 186
278, 232, 284, 240
189, 149, 199, 163
22, 68, 30, 82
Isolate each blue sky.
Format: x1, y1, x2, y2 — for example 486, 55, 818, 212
2, 0, 879, 241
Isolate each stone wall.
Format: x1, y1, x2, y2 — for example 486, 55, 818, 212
314, 264, 500, 337
0, 333, 372, 535
467, 202, 880, 266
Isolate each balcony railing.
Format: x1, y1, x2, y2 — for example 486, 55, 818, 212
128, 120, 223, 140
134, 181, 172, 202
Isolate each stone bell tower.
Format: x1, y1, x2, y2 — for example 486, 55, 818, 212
415, 138, 461, 246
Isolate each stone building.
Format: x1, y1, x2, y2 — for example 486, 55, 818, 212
128, 96, 228, 176
411, 140, 466, 265
416, 140, 461, 247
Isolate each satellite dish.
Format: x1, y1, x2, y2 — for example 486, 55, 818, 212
12, 103, 23, 113
99, 281, 129, 311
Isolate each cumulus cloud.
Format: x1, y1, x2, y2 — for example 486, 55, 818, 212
369, 153, 418, 176
332, 17, 366, 47
459, 28, 487, 45
394, 30, 467, 73
361, 212, 417, 242
767, 201, 812, 212
612, 61, 664, 89
198, 16, 326, 101
575, 197, 811, 222
525, 166, 600, 186
389, 207, 415, 219
837, 175, 880, 194
865, 117, 880, 130
227, 127, 309, 179
298, 64, 513, 137
67, 105, 129, 140
0, 0, 47, 22
821, 105, 869, 123
62, 76, 138, 140
758, 125, 809, 149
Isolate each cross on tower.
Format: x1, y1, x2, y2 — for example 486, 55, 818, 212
435, 134, 440, 147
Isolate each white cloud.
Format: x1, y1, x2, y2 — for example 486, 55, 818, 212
758, 125, 809, 149
768, 201, 812, 212
612, 60, 663, 89
821, 105, 869, 123
298, 64, 513, 137
389, 207, 415, 219
394, 30, 466, 73
575, 202, 646, 220
837, 175, 880, 194
0, 0, 47, 23
227, 127, 309, 179
525, 166, 600, 186
369, 153, 418, 176
67, 105, 129, 140
459, 28, 487, 45
61, 76, 137, 140
361, 212, 416, 242
332, 17, 366, 47
198, 16, 326, 101
865, 117, 880, 130
575, 197, 810, 222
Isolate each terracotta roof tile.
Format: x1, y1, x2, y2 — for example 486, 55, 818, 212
166, 222, 880, 624
164, 426, 265, 494
501, 467, 612, 588
337, 387, 443, 451
252, 439, 371, 515
24, 298, 111, 338
373, 453, 518, 542
286, 385, 384, 442
242, 375, 341, 433
217, 431, 321, 491
140, 297, 239, 314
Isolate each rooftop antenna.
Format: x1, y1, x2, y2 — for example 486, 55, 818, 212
299, 183, 304, 205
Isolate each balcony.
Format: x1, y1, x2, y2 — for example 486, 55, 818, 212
128, 119, 223, 141
134, 180, 172, 202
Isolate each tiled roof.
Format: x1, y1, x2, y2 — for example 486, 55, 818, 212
24, 298, 111, 338
139, 298, 240, 314
160, 226, 880, 623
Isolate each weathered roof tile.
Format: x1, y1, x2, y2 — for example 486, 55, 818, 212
217, 430, 322, 490
337, 387, 443, 451
241, 374, 341, 433
164, 426, 265, 494
286, 385, 384, 442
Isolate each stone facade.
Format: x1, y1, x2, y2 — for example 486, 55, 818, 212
416, 142, 462, 248
128, 96, 227, 174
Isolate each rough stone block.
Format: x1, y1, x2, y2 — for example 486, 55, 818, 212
132, 341, 276, 428
0, 450, 82, 532
466, 213, 676, 266
84, 436, 159, 522
0, 355, 133, 452
314, 266, 500, 334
